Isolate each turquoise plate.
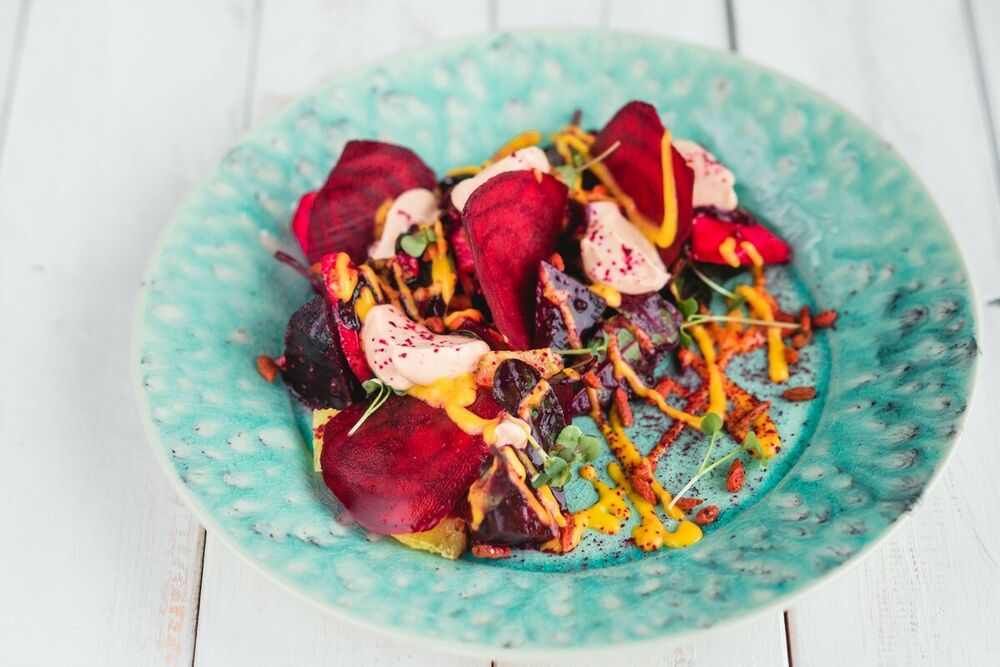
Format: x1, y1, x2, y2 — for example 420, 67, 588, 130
133, 31, 978, 658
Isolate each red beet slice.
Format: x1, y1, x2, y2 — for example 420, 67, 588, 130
307, 140, 436, 264
321, 393, 498, 534
319, 254, 373, 383
290, 191, 317, 257
592, 101, 695, 266
690, 210, 791, 266
462, 171, 568, 349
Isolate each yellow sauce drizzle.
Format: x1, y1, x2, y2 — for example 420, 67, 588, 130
718, 236, 741, 268
326, 252, 358, 301
588, 283, 622, 308
443, 308, 483, 329
606, 336, 703, 430
646, 129, 679, 249
406, 374, 501, 437
391, 262, 420, 321
445, 165, 481, 178
690, 324, 727, 420
608, 463, 702, 550
357, 264, 384, 301
489, 130, 542, 163
517, 379, 552, 420
354, 286, 375, 322
735, 285, 789, 383
310, 408, 339, 473
373, 197, 394, 237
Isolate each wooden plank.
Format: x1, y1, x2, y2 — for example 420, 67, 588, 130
0, 0, 27, 155
252, 0, 493, 121
495, 0, 606, 28
195, 539, 483, 666
192, 2, 491, 665
733, 1, 1000, 664
969, 0, 1000, 165
0, 1, 255, 665
605, 0, 730, 50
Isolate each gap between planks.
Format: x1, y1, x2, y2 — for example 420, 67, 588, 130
962, 0, 1000, 197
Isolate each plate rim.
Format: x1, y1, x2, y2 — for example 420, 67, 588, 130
131, 28, 981, 659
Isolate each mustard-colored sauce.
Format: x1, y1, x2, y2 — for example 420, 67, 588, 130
406, 374, 501, 438
489, 130, 542, 163
606, 335, 703, 430
608, 464, 702, 550
690, 324, 727, 420
354, 286, 375, 322
735, 285, 789, 383
649, 129, 679, 249
444, 164, 481, 178
310, 408, 338, 473
717, 236, 741, 268
443, 308, 483, 329
326, 252, 358, 302
588, 283, 622, 308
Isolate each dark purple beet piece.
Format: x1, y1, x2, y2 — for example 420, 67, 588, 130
462, 170, 568, 349
467, 448, 560, 548
534, 260, 607, 349
280, 296, 361, 409
565, 294, 681, 415
307, 140, 436, 264
492, 359, 568, 451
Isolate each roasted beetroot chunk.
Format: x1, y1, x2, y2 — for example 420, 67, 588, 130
566, 293, 681, 415
306, 141, 436, 264
462, 171, 568, 349
467, 447, 561, 548
281, 297, 361, 409
592, 101, 695, 266
534, 260, 607, 349
290, 191, 317, 257
690, 208, 791, 266
492, 359, 568, 450
321, 395, 493, 534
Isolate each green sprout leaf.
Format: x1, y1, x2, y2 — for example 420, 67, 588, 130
679, 297, 699, 320
556, 425, 583, 447
361, 379, 383, 396
530, 472, 551, 488
743, 430, 768, 467
577, 435, 602, 462
700, 412, 723, 436
399, 232, 429, 258
678, 330, 693, 349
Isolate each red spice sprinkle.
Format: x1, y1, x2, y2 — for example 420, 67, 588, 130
471, 544, 512, 559
613, 387, 634, 426
726, 459, 746, 492
695, 505, 720, 525
812, 310, 838, 328
673, 497, 703, 512
256, 355, 279, 382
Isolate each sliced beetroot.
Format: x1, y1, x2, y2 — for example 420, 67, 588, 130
290, 191, 317, 257
319, 254, 373, 383
534, 260, 606, 350
690, 208, 791, 266
307, 141, 436, 264
462, 170, 568, 349
592, 101, 694, 266
616, 292, 682, 350
321, 393, 496, 534
280, 296, 361, 409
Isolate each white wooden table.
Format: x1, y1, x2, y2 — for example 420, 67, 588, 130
2, 1, 999, 665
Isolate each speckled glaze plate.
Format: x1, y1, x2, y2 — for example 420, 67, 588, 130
133, 31, 978, 658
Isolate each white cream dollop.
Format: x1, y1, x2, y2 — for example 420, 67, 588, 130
368, 188, 439, 260
449, 146, 551, 212
361, 304, 490, 391
580, 201, 669, 295
673, 139, 738, 211
491, 415, 531, 449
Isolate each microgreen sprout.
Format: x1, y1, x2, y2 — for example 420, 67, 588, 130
530, 424, 602, 488
675, 294, 796, 348
348, 379, 405, 436
399, 226, 437, 258
554, 140, 621, 187
690, 264, 747, 310
553, 334, 609, 357
667, 422, 766, 511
